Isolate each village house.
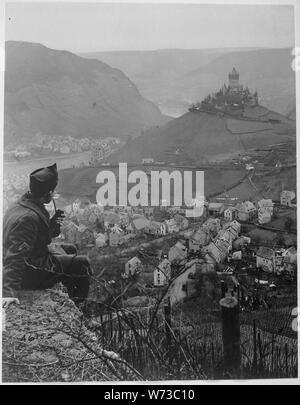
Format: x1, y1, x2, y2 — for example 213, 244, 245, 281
95, 232, 107, 248
165, 218, 179, 234
154, 259, 172, 286
256, 246, 275, 273
217, 229, 234, 244
236, 201, 257, 222
109, 227, 125, 246
202, 218, 221, 237
189, 229, 210, 253
280, 190, 296, 207
64, 204, 73, 217
208, 202, 225, 217
282, 246, 297, 278
128, 217, 150, 236
125, 257, 143, 277
224, 206, 237, 222
146, 221, 167, 236
257, 199, 274, 215
103, 211, 120, 226
206, 238, 231, 264
168, 241, 188, 264
274, 255, 284, 275
174, 214, 189, 230
76, 224, 95, 250
144, 207, 154, 218
61, 221, 79, 245
118, 212, 130, 227
232, 236, 251, 250
258, 207, 272, 224
223, 220, 241, 240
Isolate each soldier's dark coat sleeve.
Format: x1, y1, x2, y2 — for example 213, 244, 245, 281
3, 213, 39, 298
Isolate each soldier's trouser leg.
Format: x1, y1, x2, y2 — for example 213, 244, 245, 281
60, 256, 92, 306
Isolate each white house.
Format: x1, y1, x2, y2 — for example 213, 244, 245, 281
280, 190, 296, 207
258, 207, 272, 224
223, 220, 241, 240
109, 228, 125, 246
168, 241, 188, 264
76, 225, 95, 249
258, 199, 274, 215
165, 218, 179, 234
154, 259, 171, 286
206, 238, 231, 263
256, 246, 275, 273
282, 246, 297, 277
224, 206, 237, 222
146, 221, 167, 236
125, 257, 143, 277
236, 201, 257, 222
95, 233, 107, 248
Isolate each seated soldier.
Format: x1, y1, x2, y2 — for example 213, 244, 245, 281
2, 163, 92, 309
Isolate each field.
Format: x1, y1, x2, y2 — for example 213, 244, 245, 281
57, 165, 246, 202
226, 118, 273, 134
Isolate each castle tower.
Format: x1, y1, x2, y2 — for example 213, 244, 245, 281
228, 67, 239, 89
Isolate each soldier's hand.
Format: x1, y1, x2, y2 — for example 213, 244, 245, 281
2, 298, 20, 308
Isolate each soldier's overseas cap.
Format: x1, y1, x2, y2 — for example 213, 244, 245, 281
29, 163, 58, 197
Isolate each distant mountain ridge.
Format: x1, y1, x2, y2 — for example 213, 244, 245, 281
4, 41, 169, 149
81, 47, 295, 117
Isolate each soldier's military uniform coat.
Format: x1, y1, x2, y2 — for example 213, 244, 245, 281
3, 192, 90, 301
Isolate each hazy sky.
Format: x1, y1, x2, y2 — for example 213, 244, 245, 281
5, 2, 295, 52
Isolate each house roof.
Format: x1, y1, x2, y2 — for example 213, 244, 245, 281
236, 201, 256, 212
281, 190, 296, 200
169, 241, 187, 258
127, 256, 142, 266
150, 221, 163, 228
158, 258, 171, 270
132, 217, 150, 230
191, 229, 208, 242
215, 238, 231, 253
225, 206, 237, 212
257, 246, 275, 259
166, 218, 177, 225
282, 246, 297, 264
258, 199, 273, 208
217, 229, 232, 241
174, 214, 187, 223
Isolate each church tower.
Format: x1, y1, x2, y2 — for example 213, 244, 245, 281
228, 67, 240, 89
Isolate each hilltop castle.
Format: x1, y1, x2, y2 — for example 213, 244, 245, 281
189, 68, 258, 114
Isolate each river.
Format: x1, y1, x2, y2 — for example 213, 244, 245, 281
3, 152, 91, 177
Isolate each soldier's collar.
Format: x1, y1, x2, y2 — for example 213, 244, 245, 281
18, 193, 50, 227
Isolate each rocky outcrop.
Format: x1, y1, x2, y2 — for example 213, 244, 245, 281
2, 289, 142, 382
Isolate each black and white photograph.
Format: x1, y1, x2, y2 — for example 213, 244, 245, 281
1, 0, 299, 385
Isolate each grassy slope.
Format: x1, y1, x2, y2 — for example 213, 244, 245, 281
110, 110, 295, 164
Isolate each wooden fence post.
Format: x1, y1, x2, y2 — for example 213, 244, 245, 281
253, 319, 257, 376
221, 280, 226, 298
220, 296, 241, 377
164, 297, 172, 348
